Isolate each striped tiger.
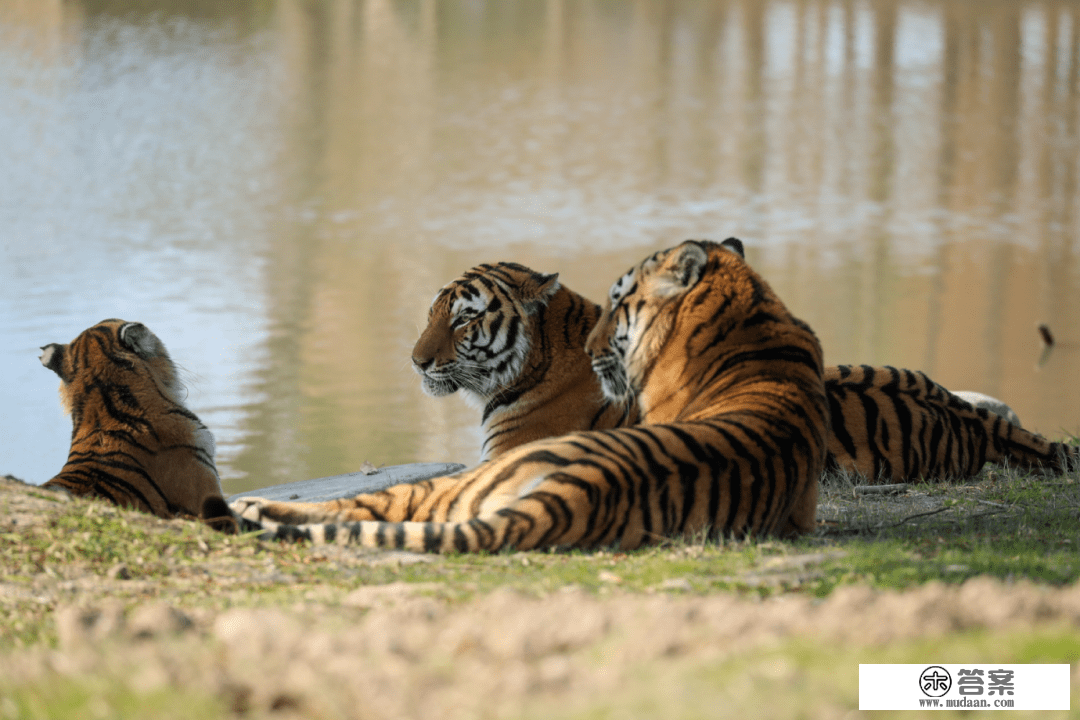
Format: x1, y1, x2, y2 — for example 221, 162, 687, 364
417, 271, 1076, 484
40, 319, 235, 531
825, 364, 1078, 482
231, 238, 830, 550
411, 261, 636, 461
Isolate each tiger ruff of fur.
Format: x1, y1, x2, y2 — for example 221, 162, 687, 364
40, 319, 234, 530
231, 238, 830, 551
411, 262, 636, 461
825, 364, 1079, 482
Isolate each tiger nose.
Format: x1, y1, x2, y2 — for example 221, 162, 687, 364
413, 356, 434, 371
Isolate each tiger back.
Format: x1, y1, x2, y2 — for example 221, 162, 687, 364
40, 319, 234, 531
826, 364, 1079, 482
232, 238, 830, 550
412, 262, 635, 461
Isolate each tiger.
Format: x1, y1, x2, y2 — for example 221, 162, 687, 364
231, 237, 831, 551
824, 364, 1079, 482
411, 261, 636, 462
39, 319, 235, 532
415, 269, 1077, 484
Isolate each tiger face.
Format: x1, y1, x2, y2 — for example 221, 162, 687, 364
412, 263, 560, 402
587, 238, 745, 406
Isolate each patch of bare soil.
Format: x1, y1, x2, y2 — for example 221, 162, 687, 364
3, 578, 1079, 718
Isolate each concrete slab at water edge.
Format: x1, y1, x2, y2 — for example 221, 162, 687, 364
227, 463, 467, 504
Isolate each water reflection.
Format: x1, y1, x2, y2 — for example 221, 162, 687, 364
1, 0, 1077, 494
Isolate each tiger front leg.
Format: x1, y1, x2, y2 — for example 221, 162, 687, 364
229, 497, 347, 530
229, 473, 469, 530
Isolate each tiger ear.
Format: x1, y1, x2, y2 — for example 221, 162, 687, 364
39, 344, 68, 380
521, 272, 561, 314
654, 242, 708, 297
720, 237, 745, 258
118, 322, 161, 359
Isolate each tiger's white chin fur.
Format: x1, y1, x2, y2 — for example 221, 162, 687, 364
417, 360, 523, 406
419, 374, 461, 397
591, 355, 631, 404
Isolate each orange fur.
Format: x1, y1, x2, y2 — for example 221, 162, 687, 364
825, 364, 1078, 482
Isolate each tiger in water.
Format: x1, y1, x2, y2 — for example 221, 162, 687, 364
40, 319, 235, 531
410, 263, 1077, 483
231, 238, 830, 550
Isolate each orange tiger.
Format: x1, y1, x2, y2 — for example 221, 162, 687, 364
231, 238, 830, 550
411, 262, 636, 461
40, 319, 234, 531
416, 267, 1077, 484
825, 364, 1078, 482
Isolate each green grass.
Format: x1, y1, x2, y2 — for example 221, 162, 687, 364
0, 683, 227, 720
527, 628, 1080, 720
2, 462, 1079, 651
1, 464, 1079, 720
4, 628, 1073, 720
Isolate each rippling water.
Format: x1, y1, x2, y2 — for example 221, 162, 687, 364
2, 0, 1078, 494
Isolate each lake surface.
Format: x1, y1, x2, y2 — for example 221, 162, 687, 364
2, 0, 1078, 495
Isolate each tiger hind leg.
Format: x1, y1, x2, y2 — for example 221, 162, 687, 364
774, 478, 819, 539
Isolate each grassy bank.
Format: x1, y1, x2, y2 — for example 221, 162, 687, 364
1, 466, 1078, 719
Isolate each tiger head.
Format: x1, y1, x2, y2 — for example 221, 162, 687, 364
412, 263, 560, 402
40, 319, 187, 420
586, 238, 759, 417
40, 319, 231, 529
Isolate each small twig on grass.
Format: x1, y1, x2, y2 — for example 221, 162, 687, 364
873, 505, 953, 530
853, 484, 909, 496
957, 510, 1012, 522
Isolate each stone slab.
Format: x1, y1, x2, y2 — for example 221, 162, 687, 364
227, 462, 467, 504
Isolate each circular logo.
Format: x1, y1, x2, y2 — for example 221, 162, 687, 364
919, 666, 952, 698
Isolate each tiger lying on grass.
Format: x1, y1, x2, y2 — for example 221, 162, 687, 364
40, 319, 235, 532
232, 238, 830, 550
409, 261, 1077, 483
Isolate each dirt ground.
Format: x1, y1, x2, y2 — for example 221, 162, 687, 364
2, 475, 1078, 719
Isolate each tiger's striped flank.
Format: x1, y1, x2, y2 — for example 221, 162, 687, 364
825, 364, 1079, 482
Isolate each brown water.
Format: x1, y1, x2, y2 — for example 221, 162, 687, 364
2, 0, 1078, 494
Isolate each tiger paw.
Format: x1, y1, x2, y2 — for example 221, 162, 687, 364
228, 497, 283, 534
